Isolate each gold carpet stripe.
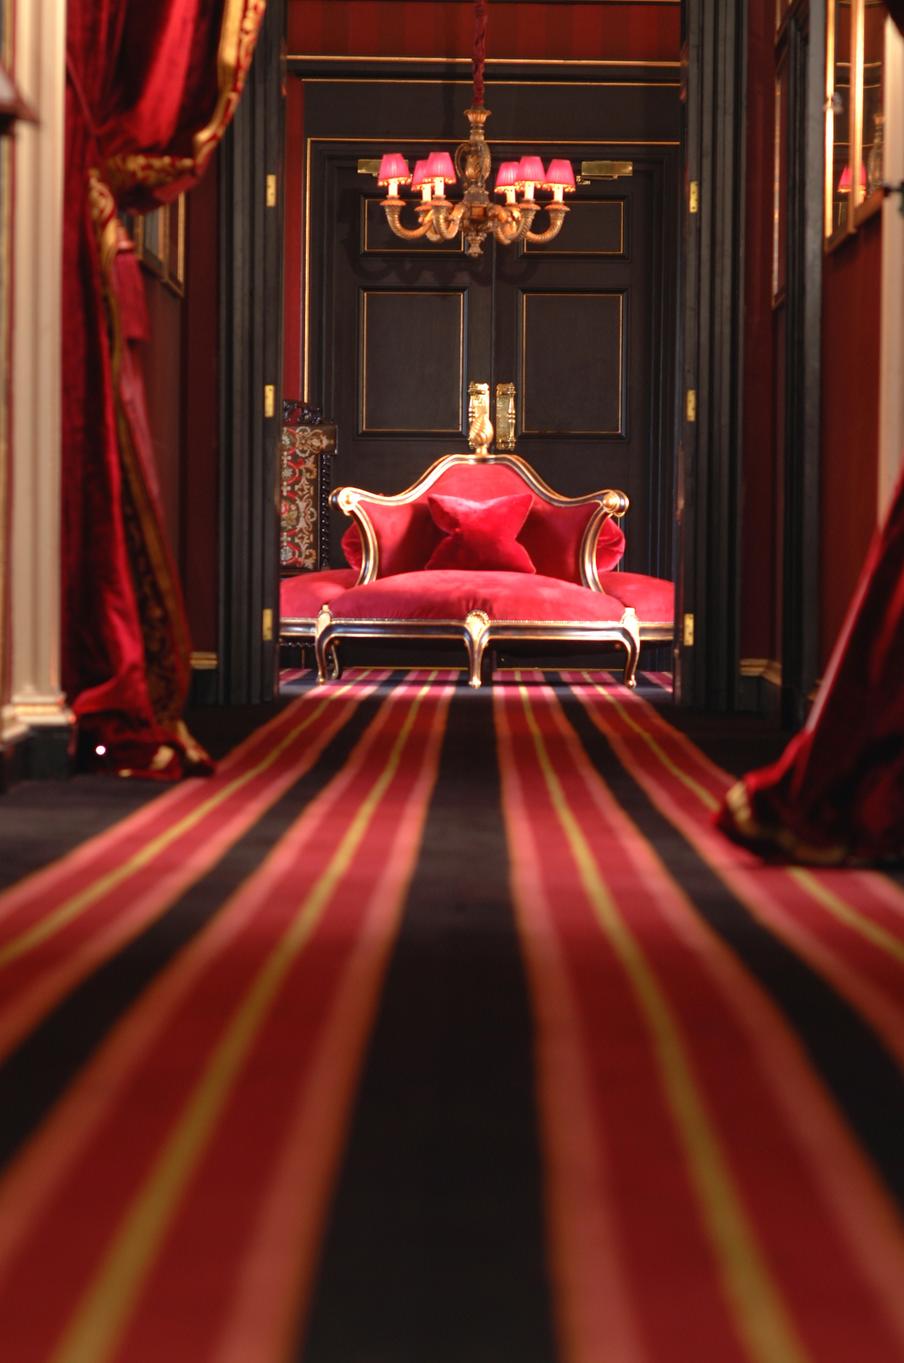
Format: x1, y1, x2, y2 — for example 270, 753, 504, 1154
579, 671, 720, 811
0, 676, 376, 970
578, 676, 904, 967
517, 682, 811, 1363
47, 680, 438, 1363
789, 869, 904, 966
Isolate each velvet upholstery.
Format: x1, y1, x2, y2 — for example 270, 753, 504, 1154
425, 493, 536, 573
597, 570, 674, 622
326, 571, 629, 624
280, 569, 358, 620
341, 524, 363, 573
717, 463, 904, 862
343, 459, 625, 584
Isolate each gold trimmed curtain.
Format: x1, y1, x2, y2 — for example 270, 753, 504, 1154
63, 0, 266, 778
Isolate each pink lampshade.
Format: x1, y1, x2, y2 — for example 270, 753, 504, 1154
494, 161, 520, 193
837, 161, 866, 193
544, 159, 576, 192
516, 155, 546, 188
410, 159, 431, 189
377, 153, 411, 186
425, 151, 456, 183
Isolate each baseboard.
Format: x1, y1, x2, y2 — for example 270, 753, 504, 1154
0, 723, 73, 787
738, 657, 782, 717
189, 655, 221, 707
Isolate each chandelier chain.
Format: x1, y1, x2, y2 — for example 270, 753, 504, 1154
472, 0, 488, 107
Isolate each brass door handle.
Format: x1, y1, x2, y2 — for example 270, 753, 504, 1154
495, 382, 516, 451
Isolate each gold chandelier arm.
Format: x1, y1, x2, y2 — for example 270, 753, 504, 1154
429, 200, 467, 241
489, 202, 538, 246
381, 198, 435, 241
524, 203, 570, 245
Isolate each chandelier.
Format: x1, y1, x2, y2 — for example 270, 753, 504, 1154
373, 0, 574, 257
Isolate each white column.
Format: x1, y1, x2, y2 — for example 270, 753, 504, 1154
4, 0, 71, 737
879, 18, 904, 518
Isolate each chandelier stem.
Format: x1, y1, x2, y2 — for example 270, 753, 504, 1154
472, 0, 488, 106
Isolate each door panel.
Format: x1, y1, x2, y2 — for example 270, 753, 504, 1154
360, 289, 466, 434
305, 76, 679, 579
491, 162, 662, 572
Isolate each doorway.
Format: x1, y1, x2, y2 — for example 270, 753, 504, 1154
300, 68, 680, 580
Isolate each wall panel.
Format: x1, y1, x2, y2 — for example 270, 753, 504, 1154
288, 1, 681, 62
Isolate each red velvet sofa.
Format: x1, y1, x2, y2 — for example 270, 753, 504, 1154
279, 452, 674, 687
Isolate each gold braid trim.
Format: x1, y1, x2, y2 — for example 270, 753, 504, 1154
104, 0, 267, 196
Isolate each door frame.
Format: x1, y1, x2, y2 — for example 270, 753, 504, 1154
224, 41, 757, 706
292, 53, 680, 575
675, 0, 749, 712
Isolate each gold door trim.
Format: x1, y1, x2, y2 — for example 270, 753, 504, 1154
495, 383, 517, 451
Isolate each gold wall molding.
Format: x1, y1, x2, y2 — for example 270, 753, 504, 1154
739, 657, 783, 688
190, 651, 220, 671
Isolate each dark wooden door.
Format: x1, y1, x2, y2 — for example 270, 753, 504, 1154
303, 72, 680, 578
492, 160, 669, 575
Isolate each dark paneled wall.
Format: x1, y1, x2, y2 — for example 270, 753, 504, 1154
741, 0, 780, 667
820, 217, 881, 663
182, 166, 221, 654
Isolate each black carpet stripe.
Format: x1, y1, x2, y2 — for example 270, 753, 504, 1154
552, 678, 904, 1213
0, 687, 391, 1171
297, 686, 557, 1363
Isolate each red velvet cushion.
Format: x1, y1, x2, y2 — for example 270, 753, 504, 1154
340, 460, 627, 582
355, 500, 442, 577
595, 517, 627, 573
424, 493, 536, 573
597, 570, 674, 622
280, 568, 358, 620
341, 524, 363, 572
327, 570, 628, 623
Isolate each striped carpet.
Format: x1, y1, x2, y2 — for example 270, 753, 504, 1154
1, 669, 903, 1363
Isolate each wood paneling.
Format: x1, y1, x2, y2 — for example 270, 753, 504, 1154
182, 167, 221, 653
361, 290, 465, 432
820, 213, 881, 663
520, 291, 623, 434
288, 1, 681, 62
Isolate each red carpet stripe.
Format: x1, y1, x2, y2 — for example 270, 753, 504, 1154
561, 673, 904, 1065
496, 676, 904, 1363
0, 676, 454, 1363
0, 673, 398, 1060
641, 669, 673, 690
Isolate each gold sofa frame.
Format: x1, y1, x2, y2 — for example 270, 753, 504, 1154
313, 451, 644, 688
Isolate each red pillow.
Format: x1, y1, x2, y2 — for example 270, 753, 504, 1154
341, 523, 363, 572
425, 492, 536, 573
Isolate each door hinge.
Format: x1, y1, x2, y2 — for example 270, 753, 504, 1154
686, 388, 697, 423
683, 613, 695, 647
689, 180, 699, 214
266, 174, 278, 207
262, 608, 274, 643
264, 384, 275, 419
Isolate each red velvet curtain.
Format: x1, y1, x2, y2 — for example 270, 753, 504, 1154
718, 465, 904, 864
64, 0, 266, 778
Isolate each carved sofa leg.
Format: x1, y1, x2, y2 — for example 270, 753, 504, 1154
314, 606, 340, 684
464, 610, 492, 689
621, 608, 641, 688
